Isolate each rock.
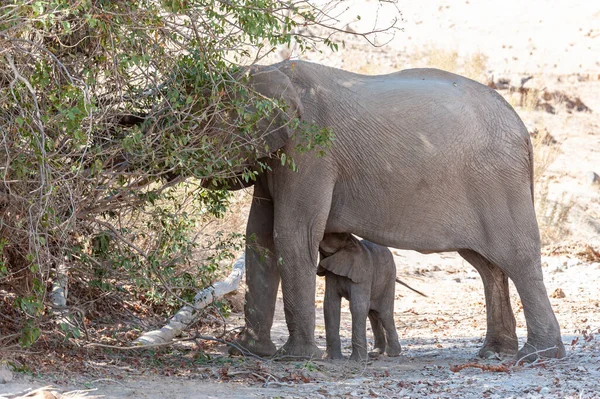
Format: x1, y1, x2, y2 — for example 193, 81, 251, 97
520, 76, 534, 87
490, 74, 533, 90
543, 257, 562, 270
0, 364, 12, 383
566, 258, 581, 268
587, 171, 599, 185
550, 288, 566, 298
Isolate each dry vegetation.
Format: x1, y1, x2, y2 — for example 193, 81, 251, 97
463, 52, 489, 83
420, 46, 459, 72
529, 128, 572, 244
522, 88, 542, 111
408, 46, 489, 83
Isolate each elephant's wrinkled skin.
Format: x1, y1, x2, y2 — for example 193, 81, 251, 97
318, 233, 402, 361
231, 60, 565, 361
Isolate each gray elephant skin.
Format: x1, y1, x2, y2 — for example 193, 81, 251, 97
318, 233, 402, 361
211, 60, 565, 361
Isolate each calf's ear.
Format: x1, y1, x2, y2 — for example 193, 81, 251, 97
319, 241, 371, 284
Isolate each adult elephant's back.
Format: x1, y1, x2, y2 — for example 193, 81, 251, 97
277, 61, 535, 254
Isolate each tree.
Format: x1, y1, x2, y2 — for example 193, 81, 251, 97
0, 0, 400, 347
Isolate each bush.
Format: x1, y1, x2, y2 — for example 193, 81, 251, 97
0, 0, 400, 346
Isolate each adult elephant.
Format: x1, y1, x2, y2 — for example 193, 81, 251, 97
209, 60, 565, 361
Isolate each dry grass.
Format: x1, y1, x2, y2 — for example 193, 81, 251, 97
521, 88, 541, 111
463, 52, 489, 82
535, 180, 575, 245
531, 128, 559, 182
356, 62, 384, 75
408, 46, 488, 83
530, 128, 575, 244
423, 47, 459, 72
507, 94, 520, 109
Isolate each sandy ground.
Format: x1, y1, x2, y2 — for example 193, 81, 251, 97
2, 252, 599, 398
2, 0, 599, 397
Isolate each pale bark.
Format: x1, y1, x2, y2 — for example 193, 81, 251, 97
49, 260, 86, 338
135, 254, 245, 345
49, 261, 69, 310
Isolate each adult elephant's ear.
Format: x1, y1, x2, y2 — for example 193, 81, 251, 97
247, 65, 303, 155
319, 238, 371, 284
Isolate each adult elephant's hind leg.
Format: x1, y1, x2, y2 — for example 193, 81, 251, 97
473, 199, 565, 361
458, 249, 518, 358
491, 248, 565, 361
231, 182, 279, 357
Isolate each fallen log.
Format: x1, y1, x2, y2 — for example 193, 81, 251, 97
134, 254, 245, 345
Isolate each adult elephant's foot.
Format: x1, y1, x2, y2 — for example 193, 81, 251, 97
228, 329, 277, 357
324, 349, 345, 360
277, 339, 323, 359
349, 350, 369, 362
385, 342, 402, 357
478, 334, 519, 359
515, 338, 566, 362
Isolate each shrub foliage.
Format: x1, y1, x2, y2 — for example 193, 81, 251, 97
0, 0, 398, 346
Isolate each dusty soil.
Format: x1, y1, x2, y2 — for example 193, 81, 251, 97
2, 0, 600, 397
2, 252, 600, 398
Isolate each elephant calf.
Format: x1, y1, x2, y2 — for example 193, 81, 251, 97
318, 233, 402, 361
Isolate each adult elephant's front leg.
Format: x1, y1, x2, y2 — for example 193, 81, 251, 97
271, 161, 334, 358
273, 193, 331, 359
231, 181, 279, 357
275, 231, 323, 358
